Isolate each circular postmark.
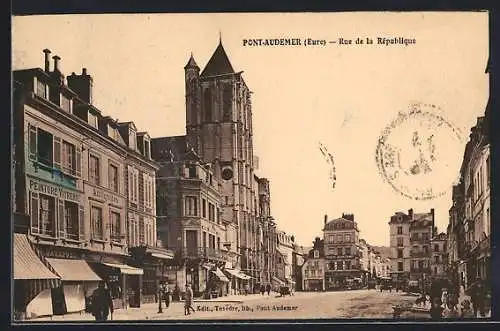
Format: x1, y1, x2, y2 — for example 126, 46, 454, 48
375, 103, 464, 200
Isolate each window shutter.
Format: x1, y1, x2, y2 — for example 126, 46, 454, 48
29, 125, 37, 161
58, 199, 65, 238
142, 173, 146, 206
53, 137, 62, 170
30, 192, 39, 234
152, 175, 156, 212
78, 205, 85, 241
128, 166, 133, 200
75, 146, 82, 178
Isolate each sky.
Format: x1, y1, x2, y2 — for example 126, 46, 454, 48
12, 12, 489, 247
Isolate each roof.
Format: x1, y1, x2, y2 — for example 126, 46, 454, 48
200, 41, 235, 77
13, 234, 59, 280
323, 217, 357, 231
151, 135, 201, 162
413, 212, 433, 222
184, 54, 199, 69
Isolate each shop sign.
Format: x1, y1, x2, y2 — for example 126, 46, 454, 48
29, 179, 80, 202
92, 187, 121, 205
43, 248, 80, 259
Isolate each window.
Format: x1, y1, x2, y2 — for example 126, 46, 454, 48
144, 139, 151, 159
337, 247, 343, 255
88, 112, 99, 129
60, 94, 71, 112
128, 166, 139, 203
398, 262, 404, 271
129, 215, 139, 247
188, 165, 196, 178
216, 207, 220, 224
129, 129, 137, 150
35, 78, 47, 98
434, 256, 439, 263
109, 163, 119, 193
225, 196, 229, 205
397, 237, 404, 247
434, 267, 438, 275
223, 84, 232, 121
314, 250, 319, 258
64, 201, 79, 240
337, 261, 343, 270
37, 129, 53, 167
208, 203, 215, 221
434, 244, 439, 252
91, 206, 103, 240
204, 89, 212, 121
39, 194, 55, 236
397, 249, 403, 258
345, 247, 351, 256
89, 155, 100, 185
110, 211, 121, 242
423, 246, 429, 254
486, 156, 490, 186
185, 196, 198, 216
336, 234, 343, 243
345, 234, 351, 242
397, 226, 403, 235
61, 141, 76, 175
345, 261, 351, 270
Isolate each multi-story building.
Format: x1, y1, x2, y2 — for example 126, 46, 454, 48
151, 135, 238, 297
323, 214, 365, 290
446, 183, 466, 288
292, 245, 307, 291
389, 209, 435, 291
12, 50, 165, 316
275, 230, 295, 289
430, 232, 447, 279
302, 238, 325, 291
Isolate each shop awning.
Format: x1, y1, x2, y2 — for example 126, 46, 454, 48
272, 277, 286, 285
224, 268, 251, 280
46, 258, 102, 281
14, 234, 60, 280
285, 277, 296, 284
151, 252, 174, 260
103, 263, 144, 275
202, 262, 216, 270
212, 268, 230, 282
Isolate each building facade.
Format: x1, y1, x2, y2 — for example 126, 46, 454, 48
302, 238, 325, 291
430, 232, 447, 279
151, 136, 235, 297
389, 209, 436, 291
323, 214, 364, 290
275, 230, 295, 289
13, 50, 164, 317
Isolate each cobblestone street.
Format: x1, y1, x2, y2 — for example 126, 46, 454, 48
28, 290, 419, 321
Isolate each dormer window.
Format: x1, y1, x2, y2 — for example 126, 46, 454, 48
60, 94, 72, 113
143, 137, 151, 159
34, 77, 48, 99
88, 112, 99, 129
129, 128, 137, 150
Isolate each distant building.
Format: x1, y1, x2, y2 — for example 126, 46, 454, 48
302, 237, 325, 291
323, 214, 364, 290
388, 208, 436, 291
275, 230, 295, 289
430, 233, 447, 279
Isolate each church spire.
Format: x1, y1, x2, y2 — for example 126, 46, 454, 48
200, 39, 235, 77
184, 52, 199, 70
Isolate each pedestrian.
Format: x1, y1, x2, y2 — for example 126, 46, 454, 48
266, 284, 271, 296
442, 302, 459, 319
163, 284, 170, 308
460, 300, 475, 318
184, 284, 195, 315
429, 296, 443, 320
244, 284, 249, 296
470, 278, 486, 318
90, 281, 114, 321
260, 284, 265, 296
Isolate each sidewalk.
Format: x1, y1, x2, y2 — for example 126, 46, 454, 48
27, 293, 276, 321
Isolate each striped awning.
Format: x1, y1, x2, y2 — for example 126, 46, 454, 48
151, 252, 174, 260
13, 234, 59, 280
103, 263, 144, 275
272, 276, 286, 285
46, 258, 102, 281
225, 268, 251, 280
212, 267, 230, 282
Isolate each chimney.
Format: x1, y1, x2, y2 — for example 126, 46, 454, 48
408, 208, 414, 219
43, 49, 51, 72
52, 55, 61, 72
67, 67, 94, 104
324, 214, 328, 225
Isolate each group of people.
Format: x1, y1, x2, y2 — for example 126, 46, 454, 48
259, 284, 272, 296
429, 278, 491, 320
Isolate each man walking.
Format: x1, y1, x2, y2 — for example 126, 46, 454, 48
90, 281, 114, 321
470, 277, 486, 318
266, 284, 271, 296
184, 284, 195, 315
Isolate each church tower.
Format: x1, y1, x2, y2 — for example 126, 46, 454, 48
184, 40, 258, 278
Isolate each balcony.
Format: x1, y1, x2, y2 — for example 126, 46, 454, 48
410, 237, 430, 244
410, 267, 431, 273
410, 251, 429, 258
180, 246, 228, 261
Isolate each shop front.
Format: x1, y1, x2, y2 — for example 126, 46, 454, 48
304, 279, 324, 291
13, 233, 61, 320
209, 267, 230, 297
271, 276, 286, 292
225, 268, 252, 295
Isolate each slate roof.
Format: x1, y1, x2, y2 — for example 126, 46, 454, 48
200, 41, 235, 77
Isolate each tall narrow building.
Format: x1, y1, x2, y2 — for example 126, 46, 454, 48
184, 41, 259, 285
